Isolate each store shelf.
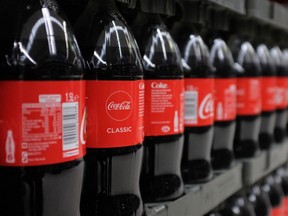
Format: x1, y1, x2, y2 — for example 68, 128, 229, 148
206, 0, 245, 14
241, 150, 269, 186
272, 2, 288, 29
145, 163, 243, 216
242, 142, 288, 186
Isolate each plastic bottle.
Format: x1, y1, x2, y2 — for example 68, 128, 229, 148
0, 1, 85, 215
74, 0, 144, 215
132, 9, 184, 202
271, 47, 288, 143
181, 34, 214, 183
256, 45, 277, 150
262, 175, 284, 216
247, 185, 272, 216
234, 42, 262, 158
210, 39, 237, 169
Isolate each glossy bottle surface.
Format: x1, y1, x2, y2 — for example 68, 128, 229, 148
74, 0, 144, 215
181, 35, 214, 183
132, 13, 184, 202
234, 42, 262, 158
210, 39, 237, 170
271, 47, 288, 143
257, 45, 277, 150
0, 1, 85, 216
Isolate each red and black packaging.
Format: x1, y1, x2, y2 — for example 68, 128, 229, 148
233, 42, 262, 158
247, 185, 272, 216
74, 0, 144, 215
262, 175, 285, 216
257, 45, 277, 150
180, 35, 214, 183
271, 47, 288, 143
132, 13, 184, 202
210, 39, 237, 170
0, 1, 85, 215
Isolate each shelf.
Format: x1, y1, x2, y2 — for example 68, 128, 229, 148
272, 2, 288, 30
241, 142, 288, 186
145, 163, 243, 216
207, 0, 245, 15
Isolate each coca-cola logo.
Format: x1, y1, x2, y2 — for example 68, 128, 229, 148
106, 91, 133, 121
199, 94, 214, 119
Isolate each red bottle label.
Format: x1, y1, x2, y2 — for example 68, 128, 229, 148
145, 79, 184, 136
184, 78, 214, 127
214, 78, 237, 121
86, 80, 144, 148
272, 206, 284, 216
0, 81, 86, 166
262, 77, 277, 112
236, 78, 262, 115
276, 78, 288, 109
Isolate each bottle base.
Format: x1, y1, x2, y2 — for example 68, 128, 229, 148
234, 139, 259, 158
181, 159, 213, 184
259, 133, 273, 150
211, 149, 234, 170
274, 127, 286, 143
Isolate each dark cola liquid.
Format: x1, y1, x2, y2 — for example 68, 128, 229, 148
271, 47, 288, 144
257, 45, 276, 150
247, 185, 271, 216
234, 42, 261, 158
0, 1, 84, 216
181, 35, 214, 183
132, 13, 184, 202
210, 39, 236, 170
74, 1, 144, 215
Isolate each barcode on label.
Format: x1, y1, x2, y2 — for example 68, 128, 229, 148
184, 91, 198, 123
62, 102, 79, 151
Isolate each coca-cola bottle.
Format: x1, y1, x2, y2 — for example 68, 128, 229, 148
282, 49, 288, 135
131, 8, 184, 201
270, 47, 288, 143
233, 42, 262, 158
181, 34, 214, 183
0, 1, 85, 215
247, 185, 272, 216
256, 44, 277, 150
210, 39, 237, 169
221, 195, 256, 216
276, 167, 288, 215
262, 175, 284, 216
74, 0, 144, 215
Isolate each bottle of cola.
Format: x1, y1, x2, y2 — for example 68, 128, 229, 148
256, 45, 277, 150
210, 39, 237, 170
0, 1, 85, 216
282, 49, 288, 136
131, 9, 184, 201
220, 195, 256, 216
270, 47, 288, 143
181, 34, 214, 183
74, 0, 144, 215
247, 185, 272, 216
262, 175, 284, 216
233, 42, 262, 158
276, 167, 288, 215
